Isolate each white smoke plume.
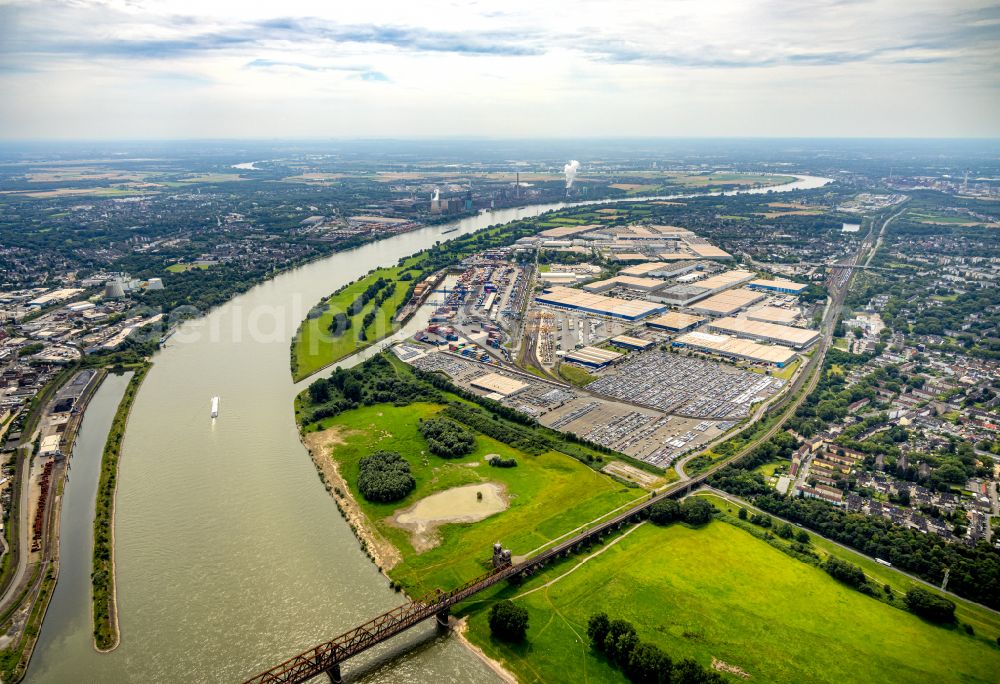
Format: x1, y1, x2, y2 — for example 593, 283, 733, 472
432, 187, 440, 201
563, 160, 580, 188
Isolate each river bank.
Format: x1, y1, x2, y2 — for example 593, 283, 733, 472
302, 427, 402, 572
92, 365, 149, 653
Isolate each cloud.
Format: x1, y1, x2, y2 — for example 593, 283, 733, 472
0, 0, 997, 138
358, 70, 389, 82
245, 59, 391, 81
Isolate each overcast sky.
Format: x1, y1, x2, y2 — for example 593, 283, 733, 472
1, 0, 998, 140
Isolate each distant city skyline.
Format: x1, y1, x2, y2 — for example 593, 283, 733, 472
1, 0, 998, 140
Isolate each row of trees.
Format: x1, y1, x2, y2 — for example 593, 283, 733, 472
348, 277, 391, 316
358, 281, 397, 341
648, 498, 714, 526
587, 613, 725, 684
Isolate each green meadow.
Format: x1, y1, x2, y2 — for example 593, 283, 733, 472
461, 518, 1000, 684
291, 257, 421, 381
314, 402, 645, 595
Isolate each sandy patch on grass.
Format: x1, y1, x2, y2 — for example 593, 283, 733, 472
303, 426, 402, 570
389, 483, 508, 553
713, 658, 750, 679
455, 618, 517, 684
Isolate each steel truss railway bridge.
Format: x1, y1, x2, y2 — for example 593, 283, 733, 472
241, 463, 747, 684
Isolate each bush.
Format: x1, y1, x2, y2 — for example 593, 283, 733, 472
488, 455, 518, 468
904, 587, 956, 624
649, 499, 681, 525
489, 600, 529, 642
680, 498, 715, 525
823, 557, 867, 590
419, 417, 476, 458
357, 451, 415, 503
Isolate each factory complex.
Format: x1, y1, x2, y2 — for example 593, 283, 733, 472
746, 305, 799, 325
583, 275, 666, 293
707, 316, 820, 349
646, 311, 705, 332
748, 277, 810, 295
688, 288, 766, 316
673, 331, 798, 367
652, 269, 756, 306
609, 335, 655, 351
564, 345, 623, 368
535, 286, 667, 321
619, 260, 702, 278
400, 220, 824, 470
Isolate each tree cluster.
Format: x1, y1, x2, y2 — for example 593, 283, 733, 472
904, 587, 956, 624
587, 613, 724, 684
418, 417, 476, 458
822, 557, 868, 590
357, 450, 415, 503
488, 455, 518, 468
302, 355, 441, 423
488, 600, 529, 642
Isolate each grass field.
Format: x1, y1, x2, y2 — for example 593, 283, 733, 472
177, 173, 246, 183
165, 262, 211, 273
291, 257, 421, 380
907, 211, 981, 226
672, 173, 795, 188
314, 403, 644, 595
699, 492, 1000, 641
752, 460, 786, 478
462, 518, 1000, 684
557, 364, 595, 387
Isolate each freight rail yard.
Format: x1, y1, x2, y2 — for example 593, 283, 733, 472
396, 221, 822, 469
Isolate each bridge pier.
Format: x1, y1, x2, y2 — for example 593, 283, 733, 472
436, 607, 451, 629
326, 664, 343, 684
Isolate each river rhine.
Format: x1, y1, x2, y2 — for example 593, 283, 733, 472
26, 176, 829, 683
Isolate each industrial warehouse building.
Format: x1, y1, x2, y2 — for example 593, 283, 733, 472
748, 278, 809, 295
688, 243, 734, 260
651, 269, 755, 306
470, 372, 529, 397
583, 275, 666, 293
688, 288, 765, 316
611, 252, 650, 263
673, 331, 797, 367
658, 251, 700, 261
746, 305, 799, 325
535, 286, 666, 321
707, 317, 820, 349
646, 311, 705, 332
609, 335, 654, 351
620, 260, 702, 278
564, 345, 623, 368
